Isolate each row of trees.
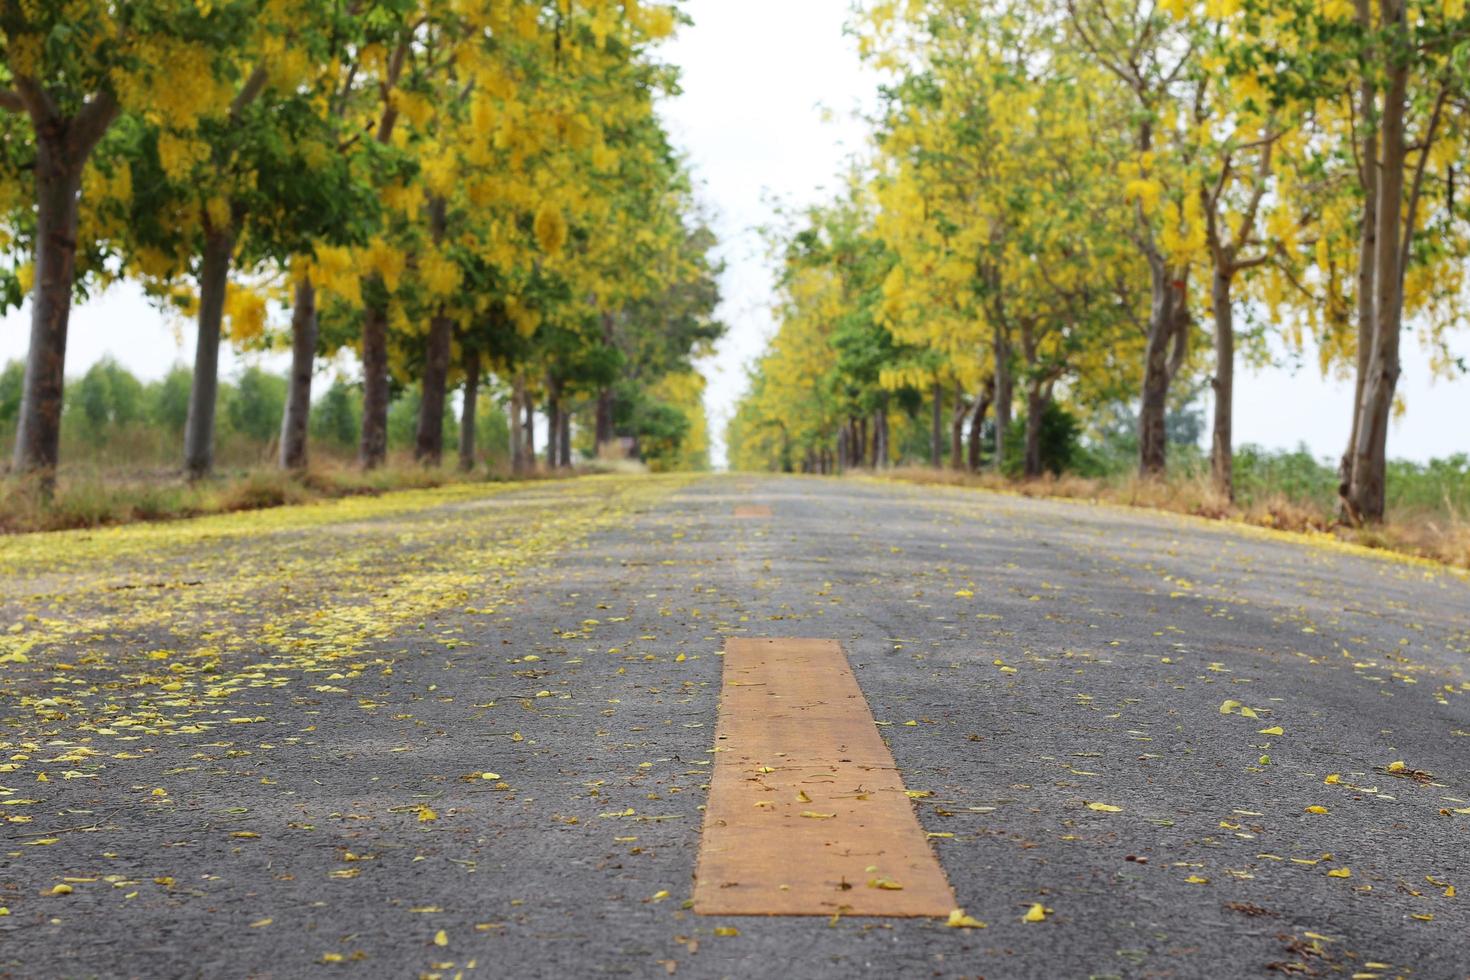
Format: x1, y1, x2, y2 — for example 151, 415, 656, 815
2, 0, 721, 486
0, 355, 712, 471
728, 0, 1469, 522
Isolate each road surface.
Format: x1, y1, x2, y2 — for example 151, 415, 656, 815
2, 474, 1467, 979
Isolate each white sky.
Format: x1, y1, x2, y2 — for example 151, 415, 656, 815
3, 0, 1466, 467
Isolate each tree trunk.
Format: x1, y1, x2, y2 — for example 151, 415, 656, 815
1139, 267, 1188, 477
545, 376, 562, 469
509, 377, 524, 474
857, 416, 868, 468
949, 382, 968, 471
523, 393, 536, 469
279, 275, 318, 471
1024, 382, 1047, 479
930, 381, 943, 468
595, 387, 614, 457
1349, 22, 1408, 524
458, 354, 479, 472
993, 328, 1012, 472
1340, 0, 1379, 520
358, 299, 390, 469
968, 376, 994, 473
559, 402, 571, 467
183, 228, 235, 479
414, 311, 453, 465
873, 403, 888, 469
11, 156, 83, 482
595, 309, 616, 456
1209, 268, 1234, 500
837, 425, 850, 473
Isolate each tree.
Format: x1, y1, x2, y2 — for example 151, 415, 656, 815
0, 1, 247, 481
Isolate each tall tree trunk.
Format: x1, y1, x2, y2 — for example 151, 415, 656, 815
509, 377, 524, 474
545, 376, 562, 469
993, 327, 1012, 472
354, 42, 405, 471
414, 311, 453, 465
1209, 268, 1234, 500
968, 376, 994, 473
523, 393, 536, 469
857, 416, 868, 468
358, 299, 390, 469
458, 354, 479, 473
12, 154, 83, 483
415, 196, 452, 467
1349, 21, 1408, 524
949, 381, 967, 471
1341, 0, 1380, 520
837, 425, 850, 473
873, 403, 888, 469
1139, 268, 1188, 476
183, 228, 235, 479
1024, 382, 1048, 479
279, 275, 318, 471
930, 381, 943, 468
595, 310, 616, 456
558, 402, 571, 467
595, 388, 614, 456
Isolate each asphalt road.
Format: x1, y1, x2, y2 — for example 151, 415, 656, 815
3, 473, 1469, 979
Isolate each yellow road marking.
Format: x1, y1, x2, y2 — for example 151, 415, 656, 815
694, 638, 956, 916
733, 505, 772, 518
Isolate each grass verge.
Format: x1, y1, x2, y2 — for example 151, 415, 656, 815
0, 456, 590, 534
877, 466, 1470, 573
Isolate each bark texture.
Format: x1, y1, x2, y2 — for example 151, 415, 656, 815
558, 403, 571, 467
458, 356, 479, 473
358, 302, 391, 469
12, 154, 83, 479
279, 276, 318, 471
413, 311, 453, 465
873, 403, 889, 469
1138, 270, 1189, 476
183, 229, 235, 479
967, 376, 994, 473
1208, 269, 1234, 499
522, 394, 536, 467
993, 328, 1012, 472
545, 376, 563, 470
1347, 0, 1413, 523
509, 378, 525, 473
949, 382, 968, 471
10, 89, 119, 483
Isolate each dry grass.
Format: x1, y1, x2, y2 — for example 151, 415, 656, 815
0, 455, 584, 535
878, 465, 1470, 573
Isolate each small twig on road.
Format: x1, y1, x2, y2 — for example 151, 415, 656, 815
20, 809, 123, 837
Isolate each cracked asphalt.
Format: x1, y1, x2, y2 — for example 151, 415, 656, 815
2, 473, 1469, 979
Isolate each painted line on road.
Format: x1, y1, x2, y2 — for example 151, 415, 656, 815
732, 504, 772, 518
693, 638, 955, 916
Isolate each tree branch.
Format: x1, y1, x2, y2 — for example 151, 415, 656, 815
1400, 82, 1448, 273
68, 91, 120, 159
230, 64, 271, 118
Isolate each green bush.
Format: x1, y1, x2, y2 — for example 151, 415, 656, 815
311, 377, 361, 449
1002, 401, 1083, 477
1232, 444, 1337, 510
